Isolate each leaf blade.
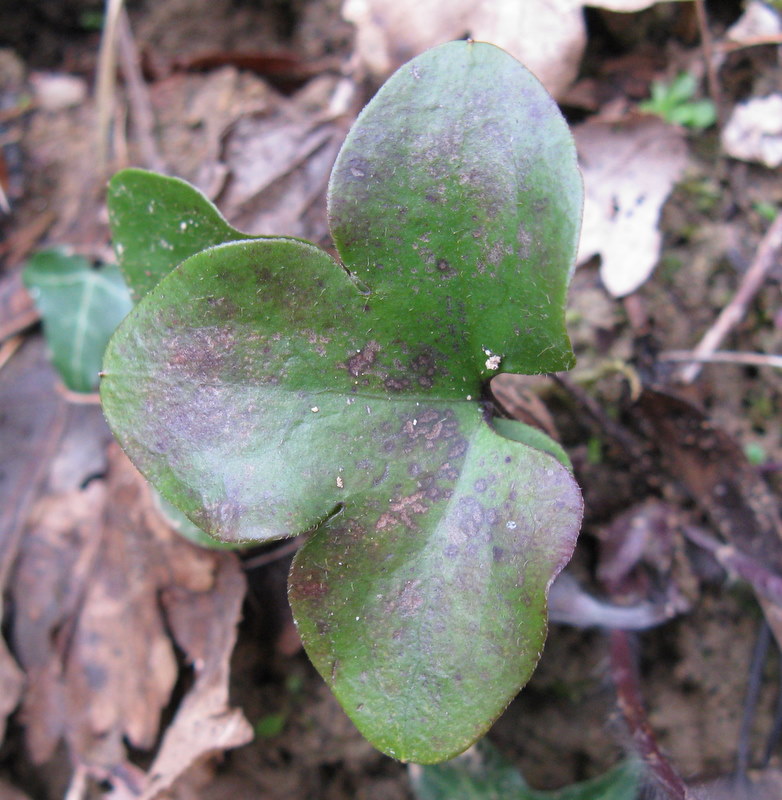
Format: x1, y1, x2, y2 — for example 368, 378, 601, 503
329, 41, 582, 379
107, 169, 256, 300
290, 420, 581, 763
24, 249, 132, 393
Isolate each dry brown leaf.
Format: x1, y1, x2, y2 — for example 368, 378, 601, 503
343, 0, 688, 99
10, 444, 249, 790
152, 67, 275, 196
722, 95, 782, 169
0, 778, 33, 800
218, 75, 350, 242
635, 389, 782, 648
727, 0, 782, 44
575, 116, 688, 297
0, 338, 66, 746
342, 0, 585, 99
134, 534, 252, 800
0, 639, 24, 746
586, 0, 688, 10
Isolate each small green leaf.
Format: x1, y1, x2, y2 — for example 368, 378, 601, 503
24, 249, 132, 393
639, 73, 716, 130
254, 712, 287, 738
101, 41, 584, 764
410, 738, 641, 800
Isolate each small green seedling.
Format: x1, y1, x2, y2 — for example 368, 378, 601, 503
101, 41, 584, 764
639, 72, 716, 130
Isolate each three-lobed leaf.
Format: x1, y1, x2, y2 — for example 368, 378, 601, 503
101, 41, 584, 763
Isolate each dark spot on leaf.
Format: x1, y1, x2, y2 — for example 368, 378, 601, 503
436, 258, 456, 278
292, 571, 329, 600
347, 340, 380, 377
371, 464, 390, 487
474, 479, 487, 493
492, 546, 504, 562
376, 492, 429, 531
408, 347, 443, 388
448, 439, 468, 459
384, 375, 411, 392
456, 497, 485, 537
385, 579, 424, 617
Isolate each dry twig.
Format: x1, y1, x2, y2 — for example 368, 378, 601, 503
95, 0, 126, 170
116, 7, 166, 173
694, 0, 723, 125
679, 212, 782, 384
662, 350, 782, 371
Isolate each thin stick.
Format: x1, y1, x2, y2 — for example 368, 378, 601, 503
694, 0, 723, 125
736, 620, 770, 776
662, 350, 782, 370
95, 0, 126, 171
242, 536, 303, 570
679, 212, 782, 383
116, 7, 166, 173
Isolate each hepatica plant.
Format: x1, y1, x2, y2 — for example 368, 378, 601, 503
101, 41, 583, 764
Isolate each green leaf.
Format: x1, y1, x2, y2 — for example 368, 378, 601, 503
639, 73, 715, 131
107, 169, 259, 301
491, 419, 572, 472
101, 41, 583, 764
410, 739, 641, 800
329, 41, 580, 378
24, 249, 132, 393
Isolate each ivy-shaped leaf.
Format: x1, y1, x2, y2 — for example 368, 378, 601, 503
101, 41, 583, 763
410, 738, 641, 800
24, 249, 132, 393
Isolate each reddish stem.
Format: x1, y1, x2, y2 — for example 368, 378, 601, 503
609, 629, 692, 799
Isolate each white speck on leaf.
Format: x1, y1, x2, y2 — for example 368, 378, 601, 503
483, 348, 502, 370
506, 521, 517, 530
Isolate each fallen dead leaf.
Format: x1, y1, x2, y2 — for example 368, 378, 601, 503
218, 74, 351, 242
0, 779, 33, 800
587, 0, 689, 10
10, 444, 250, 793
635, 389, 782, 648
722, 95, 782, 169
0, 338, 66, 746
342, 0, 586, 98
727, 0, 782, 45
575, 116, 689, 297
0, 639, 24, 746
220, 76, 352, 241
343, 0, 689, 99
